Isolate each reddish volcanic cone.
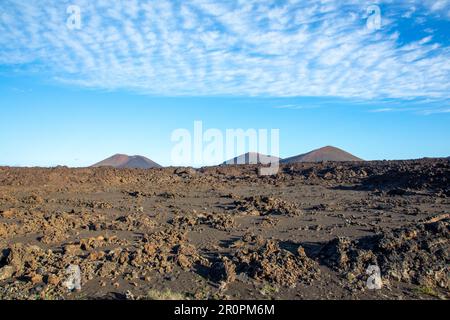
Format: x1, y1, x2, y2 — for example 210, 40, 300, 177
91, 154, 161, 169
281, 146, 363, 164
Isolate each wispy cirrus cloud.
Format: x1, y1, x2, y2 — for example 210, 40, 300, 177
0, 0, 449, 100
369, 108, 397, 113
368, 107, 422, 113
418, 107, 450, 115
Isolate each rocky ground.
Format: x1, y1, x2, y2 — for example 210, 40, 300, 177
0, 159, 448, 300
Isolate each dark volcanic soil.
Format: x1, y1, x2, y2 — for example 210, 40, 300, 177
0, 159, 448, 300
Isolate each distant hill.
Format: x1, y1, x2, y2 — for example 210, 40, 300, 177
281, 146, 363, 164
91, 154, 161, 169
223, 152, 280, 165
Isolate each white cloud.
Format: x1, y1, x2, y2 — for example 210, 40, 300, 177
369, 108, 395, 113
418, 107, 450, 115
0, 0, 449, 100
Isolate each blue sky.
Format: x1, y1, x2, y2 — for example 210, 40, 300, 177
0, 0, 449, 167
